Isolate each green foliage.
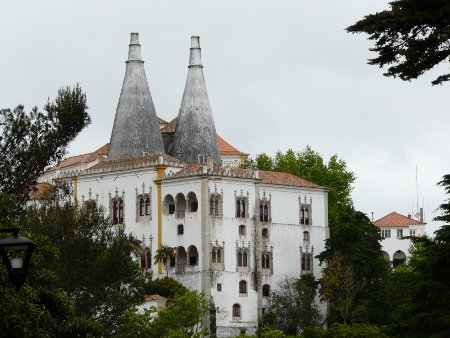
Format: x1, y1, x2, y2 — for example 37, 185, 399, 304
318, 208, 389, 324
434, 174, 450, 223
116, 290, 208, 338
0, 85, 90, 205
115, 309, 158, 338
384, 175, 450, 338
241, 147, 355, 226
146, 276, 188, 300
156, 290, 209, 337
154, 244, 177, 276
347, 0, 450, 85
320, 252, 364, 324
19, 201, 146, 332
263, 274, 322, 335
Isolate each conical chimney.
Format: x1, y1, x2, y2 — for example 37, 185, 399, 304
170, 36, 221, 165
108, 33, 164, 160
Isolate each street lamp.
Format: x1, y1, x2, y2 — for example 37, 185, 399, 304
0, 228, 36, 290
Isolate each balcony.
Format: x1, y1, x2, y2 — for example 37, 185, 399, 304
175, 263, 186, 274
176, 209, 186, 219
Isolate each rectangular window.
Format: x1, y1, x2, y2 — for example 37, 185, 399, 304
410, 229, 416, 236
217, 283, 222, 292
381, 229, 391, 238
397, 229, 403, 238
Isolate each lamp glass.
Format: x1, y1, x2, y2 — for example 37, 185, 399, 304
11, 257, 24, 270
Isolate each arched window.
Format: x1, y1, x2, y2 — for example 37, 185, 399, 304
237, 252, 243, 266
262, 254, 270, 269
243, 251, 248, 267
164, 195, 175, 215
140, 254, 146, 269
212, 250, 217, 263
232, 304, 241, 318
304, 208, 310, 225
236, 198, 246, 218
260, 203, 269, 222
113, 199, 124, 224
146, 252, 151, 268
139, 198, 145, 216
239, 225, 246, 236
300, 208, 305, 224
188, 246, 198, 266
187, 192, 198, 212
302, 255, 311, 271
303, 231, 310, 241
145, 197, 150, 215
262, 284, 271, 297
239, 280, 247, 294
262, 228, 269, 238
177, 224, 184, 235
217, 249, 222, 263
209, 194, 221, 217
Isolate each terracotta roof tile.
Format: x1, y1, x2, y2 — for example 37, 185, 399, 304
259, 171, 325, 189
90, 153, 184, 171
144, 294, 167, 301
48, 152, 102, 172
373, 212, 426, 228
168, 164, 325, 189
28, 182, 52, 200
94, 144, 109, 156
217, 135, 248, 156
161, 118, 177, 133
161, 118, 248, 156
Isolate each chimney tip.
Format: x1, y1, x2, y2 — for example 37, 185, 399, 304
191, 36, 200, 48
130, 32, 140, 45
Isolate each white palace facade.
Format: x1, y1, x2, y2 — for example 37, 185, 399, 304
38, 33, 329, 336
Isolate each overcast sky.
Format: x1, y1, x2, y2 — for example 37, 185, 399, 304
2, 1, 449, 234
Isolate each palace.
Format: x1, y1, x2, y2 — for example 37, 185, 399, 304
38, 33, 329, 336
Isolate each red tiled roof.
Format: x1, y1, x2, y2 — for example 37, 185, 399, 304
144, 294, 167, 301
217, 135, 248, 156
373, 212, 426, 228
89, 153, 183, 170
259, 171, 324, 189
48, 144, 108, 172
170, 164, 325, 189
94, 144, 109, 156
161, 118, 247, 156
161, 118, 177, 133
28, 182, 52, 200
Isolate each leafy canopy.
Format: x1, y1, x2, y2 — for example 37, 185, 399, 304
262, 274, 322, 335
0, 84, 90, 204
241, 146, 355, 226
347, 0, 450, 85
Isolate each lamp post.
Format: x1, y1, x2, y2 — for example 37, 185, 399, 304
0, 228, 36, 290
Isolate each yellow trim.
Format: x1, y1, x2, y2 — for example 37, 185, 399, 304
73, 176, 78, 208
155, 165, 166, 274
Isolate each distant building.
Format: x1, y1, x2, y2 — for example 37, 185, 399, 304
38, 33, 329, 337
137, 294, 168, 313
373, 211, 426, 267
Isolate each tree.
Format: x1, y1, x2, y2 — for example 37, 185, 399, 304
0, 84, 90, 205
263, 274, 322, 335
0, 193, 103, 337
116, 290, 209, 338
146, 276, 188, 300
320, 252, 365, 324
347, 0, 450, 85
154, 244, 177, 276
384, 175, 450, 338
19, 194, 146, 334
241, 147, 356, 226
317, 208, 390, 324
